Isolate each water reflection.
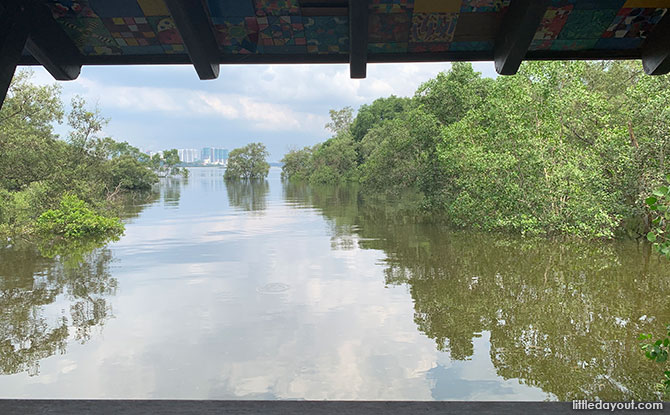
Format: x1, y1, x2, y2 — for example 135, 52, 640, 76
226, 180, 270, 213
161, 176, 184, 208
0, 244, 115, 376
284, 182, 670, 401
1, 170, 666, 400
117, 189, 161, 221
0, 191, 157, 377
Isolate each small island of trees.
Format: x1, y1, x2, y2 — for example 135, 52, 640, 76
224, 142, 270, 181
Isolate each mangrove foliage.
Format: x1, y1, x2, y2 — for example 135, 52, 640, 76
0, 71, 174, 246
281, 61, 670, 239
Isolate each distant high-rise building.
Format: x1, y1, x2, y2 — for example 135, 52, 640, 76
214, 148, 228, 163
201, 147, 212, 164
178, 149, 200, 163
200, 147, 228, 165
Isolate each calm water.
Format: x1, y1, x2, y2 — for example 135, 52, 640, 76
1, 167, 669, 400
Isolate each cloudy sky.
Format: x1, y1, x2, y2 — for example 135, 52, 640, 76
26, 61, 497, 161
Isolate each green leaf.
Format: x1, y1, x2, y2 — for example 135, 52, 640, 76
648, 232, 657, 242
647, 196, 658, 206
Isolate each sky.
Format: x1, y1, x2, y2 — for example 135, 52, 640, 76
25, 61, 497, 162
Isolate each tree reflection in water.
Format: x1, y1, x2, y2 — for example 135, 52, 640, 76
226, 180, 269, 213
162, 176, 185, 208
0, 191, 158, 377
0, 244, 114, 376
284, 182, 670, 401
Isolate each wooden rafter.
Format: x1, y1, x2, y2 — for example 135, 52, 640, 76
24, 0, 81, 81
494, 0, 550, 75
642, 11, 670, 75
349, 0, 369, 79
164, 0, 220, 80
0, 3, 30, 109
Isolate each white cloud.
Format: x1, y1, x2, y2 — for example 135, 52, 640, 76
188, 93, 240, 118
24, 61, 497, 155
68, 76, 327, 133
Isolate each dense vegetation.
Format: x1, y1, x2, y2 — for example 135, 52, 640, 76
282, 61, 670, 239
0, 71, 179, 244
224, 142, 270, 181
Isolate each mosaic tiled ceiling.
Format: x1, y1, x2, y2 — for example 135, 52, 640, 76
42, 0, 668, 57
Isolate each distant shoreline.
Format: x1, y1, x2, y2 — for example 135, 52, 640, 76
179, 162, 284, 168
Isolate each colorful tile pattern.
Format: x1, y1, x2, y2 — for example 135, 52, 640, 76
559, 9, 620, 40
304, 17, 349, 54
41, 0, 670, 58
603, 7, 666, 38
212, 17, 259, 54
529, 0, 666, 51
253, 0, 300, 16
530, 4, 573, 50
103, 17, 159, 48
410, 13, 458, 43
258, 16, 306, 47
369, 13, 411, 43
58, 17, 121, 55
148, 17, 183, 45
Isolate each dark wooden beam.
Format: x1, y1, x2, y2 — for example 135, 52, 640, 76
24, 0, 81, 81
349, 0, 368, 79
163, 0, 220, 80
642, 11, 670, 75
17, 48, 643, 67
494, 0, 550, 75
0, 3, 30, 110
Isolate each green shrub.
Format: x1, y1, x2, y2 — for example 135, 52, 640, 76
109, 155, 158, 191
646, 178, 670, 257
36, 194, 123, 239
639, 325, 670, 398
281, 146, 315, 181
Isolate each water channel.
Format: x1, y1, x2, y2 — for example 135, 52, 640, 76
1, 167, 668, 400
